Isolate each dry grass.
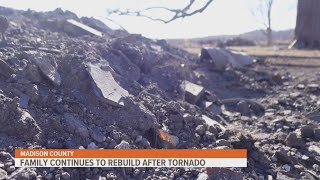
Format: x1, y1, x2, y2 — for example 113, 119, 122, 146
228, 45, 320, 58
175, 43, 320, 59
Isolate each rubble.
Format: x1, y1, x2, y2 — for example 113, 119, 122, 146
0, 15, 8, 41
65, 19, 103, 37
19, 93, 30, 109
114, 140, 131, 149
200, 48, 255, 70
180, 80, 204, 104
285, 131, 304, 147
63, 113, 89, 139
87, 63, 129, 107
157, 129, 180, 148
201, 115, 226, 131
0, 59, 14, 78
308, 145, 320, 156
33, 54, 61, 86
307, 83, 319, 92
0, 5, 318, 180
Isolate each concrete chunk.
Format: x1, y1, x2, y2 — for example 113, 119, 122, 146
19, 94, 30, 109
34, 56, 61, 86
200, 48, 254, 69
0, 59, 14, 78
87, 64, 129, 107
180, 80, 204, 104
64, 113, 89, 139
66, 19, 103, 37
202, 115, 226, 131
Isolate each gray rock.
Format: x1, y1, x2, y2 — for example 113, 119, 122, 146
307, 112, 320, 122
18, 111, 41, 140
24, 63, 41, 83
307, 84, 319, 92
87, 64, 129, 107
205, 131, 216, 141
133, 169, 140, 177
135, 135, 143, 143
34, 55, 61, 86
19, 94, 30, 109
300, 125, 316, 139
314, 129, 320, 140
208, 125, 218, 136
276, 172, 295, 180
196, 125, 206, 135
64, 113, 89, 139
87, 142, 98, 149
183, 113, 193, 124
47, 140, 63, 149
0, 151, 13, 159
91, 129, 106, 143
202, 115, 226, 131
222, 98, 264, 116
65, 140, 81, 149
61, 172, 71, 180
80, 16, 112, 33
180, 81, 204, 104
115, 140, 131, 149
210, 104, 222, 114
308, 145, 320, 156
0, 168, 7, 179
272, 118, 286, 125
0, 59, 14, 78
237, 100, 251, 116
216, 139, 232, 147
65, 19, 103, 37
285, 132, 304, 148
6, 165, 15, 173
297, 84, 305, 89
197, 173, 209, 180
200, 48, 254, 70
140, 138, 152, 148
312, 164, 320, 172
274, 148, 292, 164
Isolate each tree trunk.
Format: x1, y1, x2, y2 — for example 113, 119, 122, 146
267, 27, 272, 46
294, 0, 320, 48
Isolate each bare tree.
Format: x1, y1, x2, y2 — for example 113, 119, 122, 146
251, 0, 274, 46
292, 0, 320, 49
108, 0, 215, 24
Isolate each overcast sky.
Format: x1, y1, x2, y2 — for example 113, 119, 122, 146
0, 0, 297, 39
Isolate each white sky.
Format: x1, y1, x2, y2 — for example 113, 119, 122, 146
0, 0, 297, 39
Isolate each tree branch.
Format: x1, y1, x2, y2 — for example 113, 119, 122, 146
108, 0, 215, 23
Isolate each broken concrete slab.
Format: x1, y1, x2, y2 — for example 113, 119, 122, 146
34, 55, 61, 86
202, 115, 226, 131
307, 112, 320, 122
200, 48, 234, 69
87, 64, 129, 107
19, 94, 30, 109
65, 19, 103, 37
222, 98, 265, 116
308, 145, 320, 156
0, 59, 14, 78
307, 84, 319, 92
63, 113, 89, 139
180, 80, 204, 104
17, 111, 42, 140
228, 50, 255, 67
80, 16, 112, 33
200, 48, 254, 70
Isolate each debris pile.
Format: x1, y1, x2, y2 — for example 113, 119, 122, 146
0, 6, 319, 180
